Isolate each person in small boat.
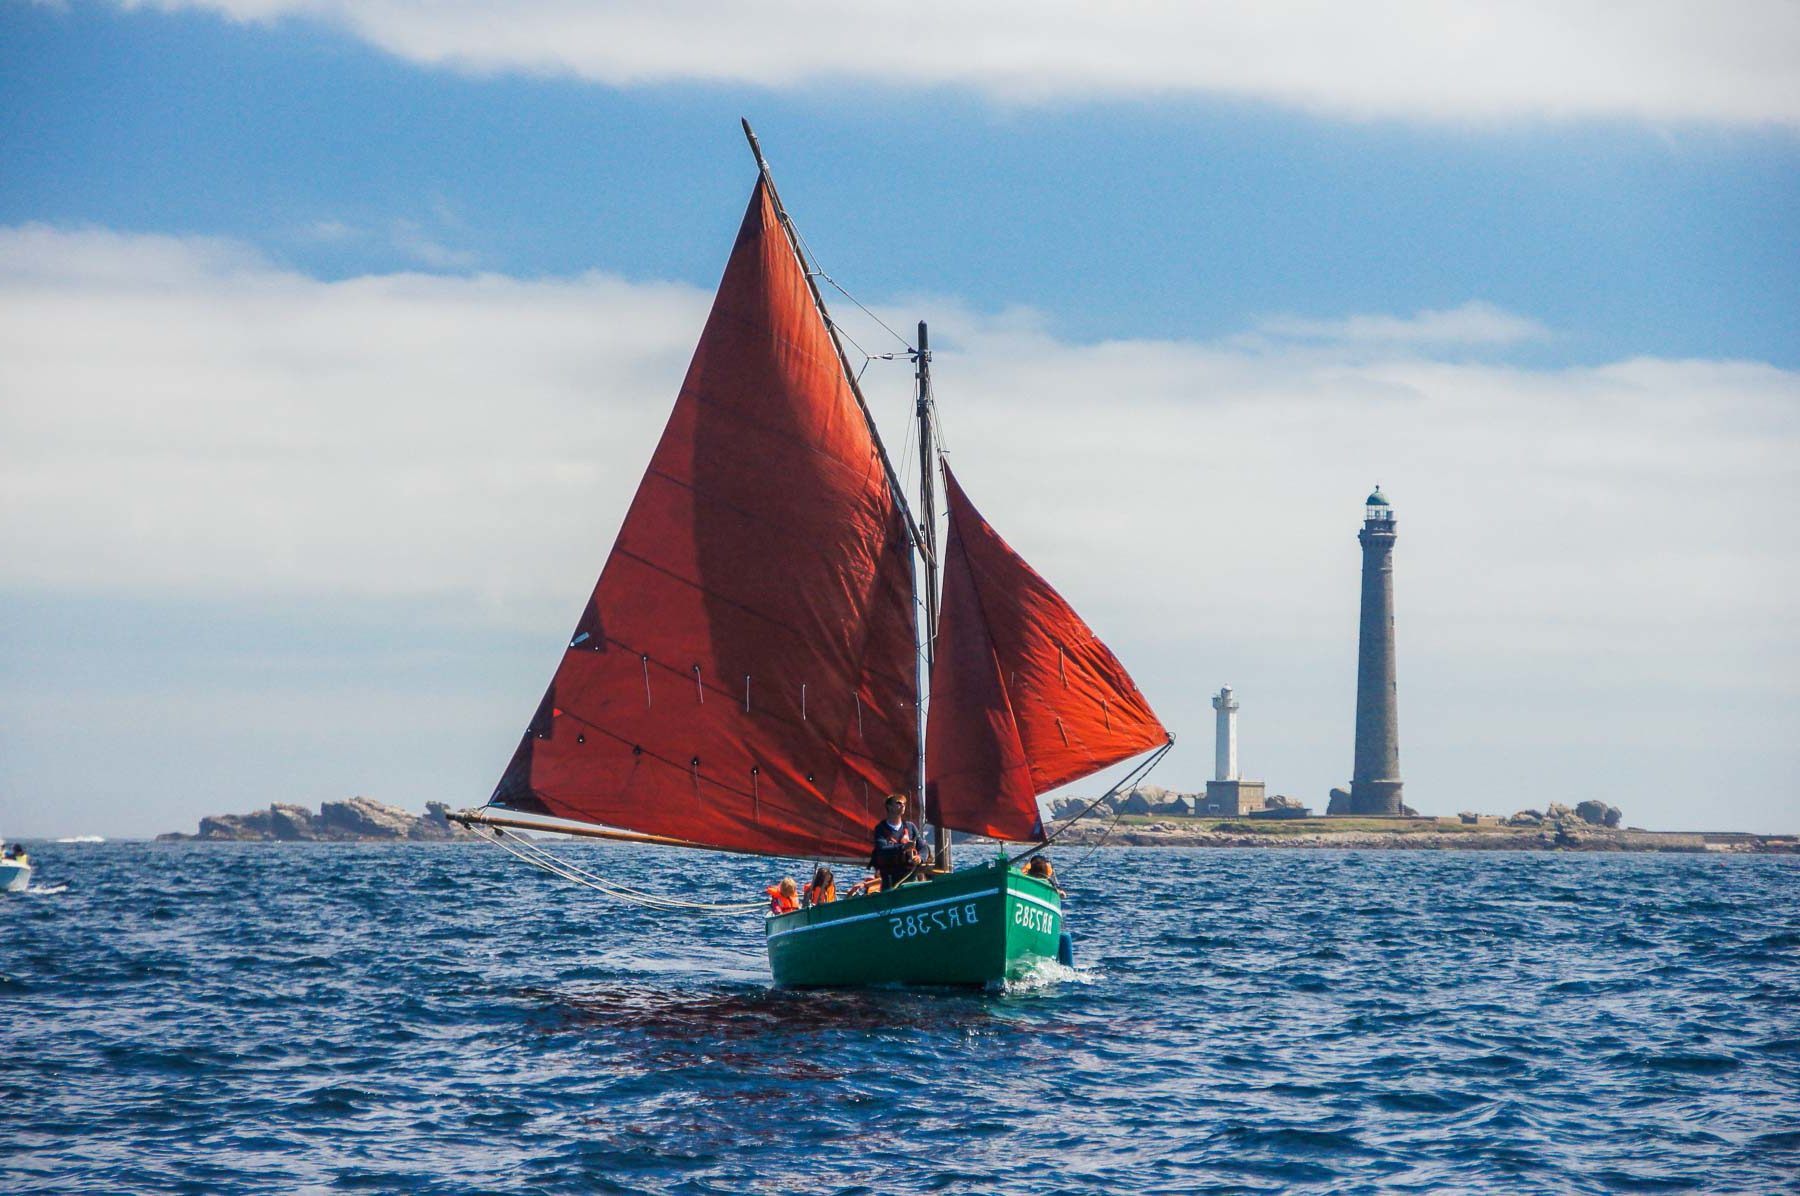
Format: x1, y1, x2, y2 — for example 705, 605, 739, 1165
1024, 854, 1065, 897
870, 793, 923, 892
5, 843, 26, 866
766, 876, 799, 915
803, 865, 835, 906
844, 875, 882, 898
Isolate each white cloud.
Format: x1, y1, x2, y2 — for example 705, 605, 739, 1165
303, 219, 358, 243
118, 0, 1800, 125
0, 224, 705, 617
389, 218, 478, 268
1250, 301, 1550, 348
2, 226, 1795, 832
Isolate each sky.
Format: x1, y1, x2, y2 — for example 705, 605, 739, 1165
1, 0, 1796, 838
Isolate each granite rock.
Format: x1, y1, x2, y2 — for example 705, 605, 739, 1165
162, 798, 479, 842
1576, 800, 1623, 828
318, 797, 418, 840
410, 801, 473, 841
1116, 792, 1155, 816
194, 813, 268, 841
266, 803, 318, 841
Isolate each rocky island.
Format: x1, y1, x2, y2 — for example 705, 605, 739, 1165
157, 797, 480, 842
159, 792, 1795, 854
1040, 791, 1797, 853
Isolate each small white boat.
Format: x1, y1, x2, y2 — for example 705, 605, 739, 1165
0, 841, 30, 893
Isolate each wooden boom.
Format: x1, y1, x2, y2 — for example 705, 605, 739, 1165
448, 807, 857, 861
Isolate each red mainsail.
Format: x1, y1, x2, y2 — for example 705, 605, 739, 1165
490, 179, 919, 860
925, 465, 1168, 842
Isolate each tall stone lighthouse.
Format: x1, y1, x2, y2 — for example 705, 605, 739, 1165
1347, 487, 1404, 815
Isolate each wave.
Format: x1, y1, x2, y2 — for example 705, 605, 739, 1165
1001, 958, 1100, 994
4, 842, 1796, 1194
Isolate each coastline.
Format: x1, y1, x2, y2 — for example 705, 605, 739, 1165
1038, 816, 1799, 854
140, 803, 1797, 854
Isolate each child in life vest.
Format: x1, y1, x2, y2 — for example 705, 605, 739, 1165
766, 876, 800, 914
803, 865, 835, 906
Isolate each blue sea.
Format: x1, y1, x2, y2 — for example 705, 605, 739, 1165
3, 842, 1797, 1194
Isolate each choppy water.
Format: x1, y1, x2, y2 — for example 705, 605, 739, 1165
3, 842, 1797, 1194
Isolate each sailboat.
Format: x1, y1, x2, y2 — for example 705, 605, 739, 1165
453, 123, 1170, 988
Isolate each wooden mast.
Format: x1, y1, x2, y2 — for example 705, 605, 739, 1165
915, 321, 950, 870
741, 118, 944, 868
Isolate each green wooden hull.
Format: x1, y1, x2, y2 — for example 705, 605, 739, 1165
765, 860, 1062, 988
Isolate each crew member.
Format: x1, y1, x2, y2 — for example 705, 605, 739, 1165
766, 876, 799, 915
1024, 854, 1065, 897
870, 794, 923, 893
803, 865, 835, 906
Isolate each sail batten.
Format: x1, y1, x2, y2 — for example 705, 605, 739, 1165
925, 465, 1169, 842
490, 178, 918, 860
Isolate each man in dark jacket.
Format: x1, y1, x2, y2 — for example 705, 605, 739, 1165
870, 794, 923, 893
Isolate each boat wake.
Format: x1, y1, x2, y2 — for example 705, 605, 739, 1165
25, 883, 69, 896
1002, 958, 1100, 994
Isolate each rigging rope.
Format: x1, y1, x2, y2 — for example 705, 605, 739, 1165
1011, 740, 1175, 873
830, 319, 873, 371
800, 246, 912, 354
478, 825, 768, 915
786, 218, 915, 389
1059, 800, 1129, 876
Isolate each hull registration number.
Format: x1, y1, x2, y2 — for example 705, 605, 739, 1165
1013, 903, 1057, 935
890, 902, 980, 939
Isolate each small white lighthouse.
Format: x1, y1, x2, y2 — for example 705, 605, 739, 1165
1204, 684, 1267, 816
1212, 685, 1240, 781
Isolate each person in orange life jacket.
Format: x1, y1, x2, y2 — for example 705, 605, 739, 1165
871, 793, 923, 893
803, 865, 835, 906
844, 874, 882, 898
766, 876, 799, 915
1024, 854, 1065, 897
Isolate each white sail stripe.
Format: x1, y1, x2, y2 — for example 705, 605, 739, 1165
764, 881, 1060, 942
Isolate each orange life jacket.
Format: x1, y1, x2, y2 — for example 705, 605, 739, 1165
804, 880, 836, 905
766, 885, 799, 914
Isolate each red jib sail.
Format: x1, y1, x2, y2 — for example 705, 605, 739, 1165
926, 465, 1168, 841
490, 178, 918, 860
